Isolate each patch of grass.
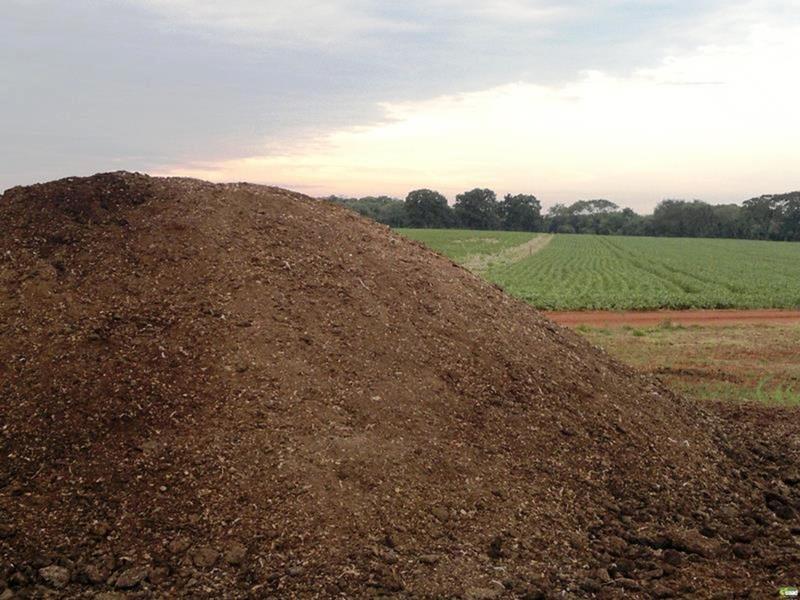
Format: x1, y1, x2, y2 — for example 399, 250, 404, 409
669, 380, 752, 403
755, 377, 800, 406
574, 325, 611, 336
578, 323, 800, 407
396, 229, 536, 263
658, 320, 685, 331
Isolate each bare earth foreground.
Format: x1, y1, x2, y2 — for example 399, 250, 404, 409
1, 173, 800, 599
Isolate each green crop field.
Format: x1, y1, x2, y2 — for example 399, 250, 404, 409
397, 229, 800, 310
399, 229, 537, 262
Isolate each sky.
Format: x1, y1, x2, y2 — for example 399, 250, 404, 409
2, 1, 799, 211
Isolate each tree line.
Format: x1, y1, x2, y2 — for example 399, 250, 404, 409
327, 189, 800, 241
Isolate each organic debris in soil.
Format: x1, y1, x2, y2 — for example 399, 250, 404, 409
1, 172, 799, 598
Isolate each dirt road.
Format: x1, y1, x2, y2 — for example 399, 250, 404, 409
546, 308, 800, 327
463, 233, 553, 272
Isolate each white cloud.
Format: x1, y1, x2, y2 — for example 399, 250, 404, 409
158, 18, 800, 208
130, 0, 576, 46
131, 0, 418, 46
443, 0, 575, 22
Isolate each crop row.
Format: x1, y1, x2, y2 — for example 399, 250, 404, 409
486, 235, 800, 310
397, 229, 537, 263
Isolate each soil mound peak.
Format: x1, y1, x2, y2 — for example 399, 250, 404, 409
1, 172, 798, 597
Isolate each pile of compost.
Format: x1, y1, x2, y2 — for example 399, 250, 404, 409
1, 173, 798, 598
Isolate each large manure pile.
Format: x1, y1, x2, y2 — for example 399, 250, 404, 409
1, 172, 798, 598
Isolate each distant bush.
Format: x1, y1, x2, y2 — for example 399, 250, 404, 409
328, 189, 800, 241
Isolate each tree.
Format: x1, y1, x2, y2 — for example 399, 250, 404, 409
500, 194, 542, 231
652, 199, 718, 238
778, 193, 800, 241
454, 188, 500, 230
327, 195, 408, 227
742, 192, 800, 241
544, 200, 622, 234
616, 208, 647, 236
331, 185, 799, 241
742, 195, 780, 239
711, 204, 744, 238
545, 203, 572, 233
404, 189, 453, 228
569, 199, 619, 215
380, 201, 410, 228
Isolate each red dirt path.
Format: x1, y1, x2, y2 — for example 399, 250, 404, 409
546, 308, 800, 327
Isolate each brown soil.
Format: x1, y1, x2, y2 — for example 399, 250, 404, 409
1, 172, 799, 599
650, 366, 743, 384
547, 309, 800, 328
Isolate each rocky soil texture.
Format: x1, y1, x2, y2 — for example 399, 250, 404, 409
1, 173, 798, 598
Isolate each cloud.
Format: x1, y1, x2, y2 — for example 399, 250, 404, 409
131, 0, 579, 47
131, 0, 425, 46
159, 19, 800, 209
3, 0, 798, 199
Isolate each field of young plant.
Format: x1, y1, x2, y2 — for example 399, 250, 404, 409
397, 230, 800, 310
400, 228, 536, 262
